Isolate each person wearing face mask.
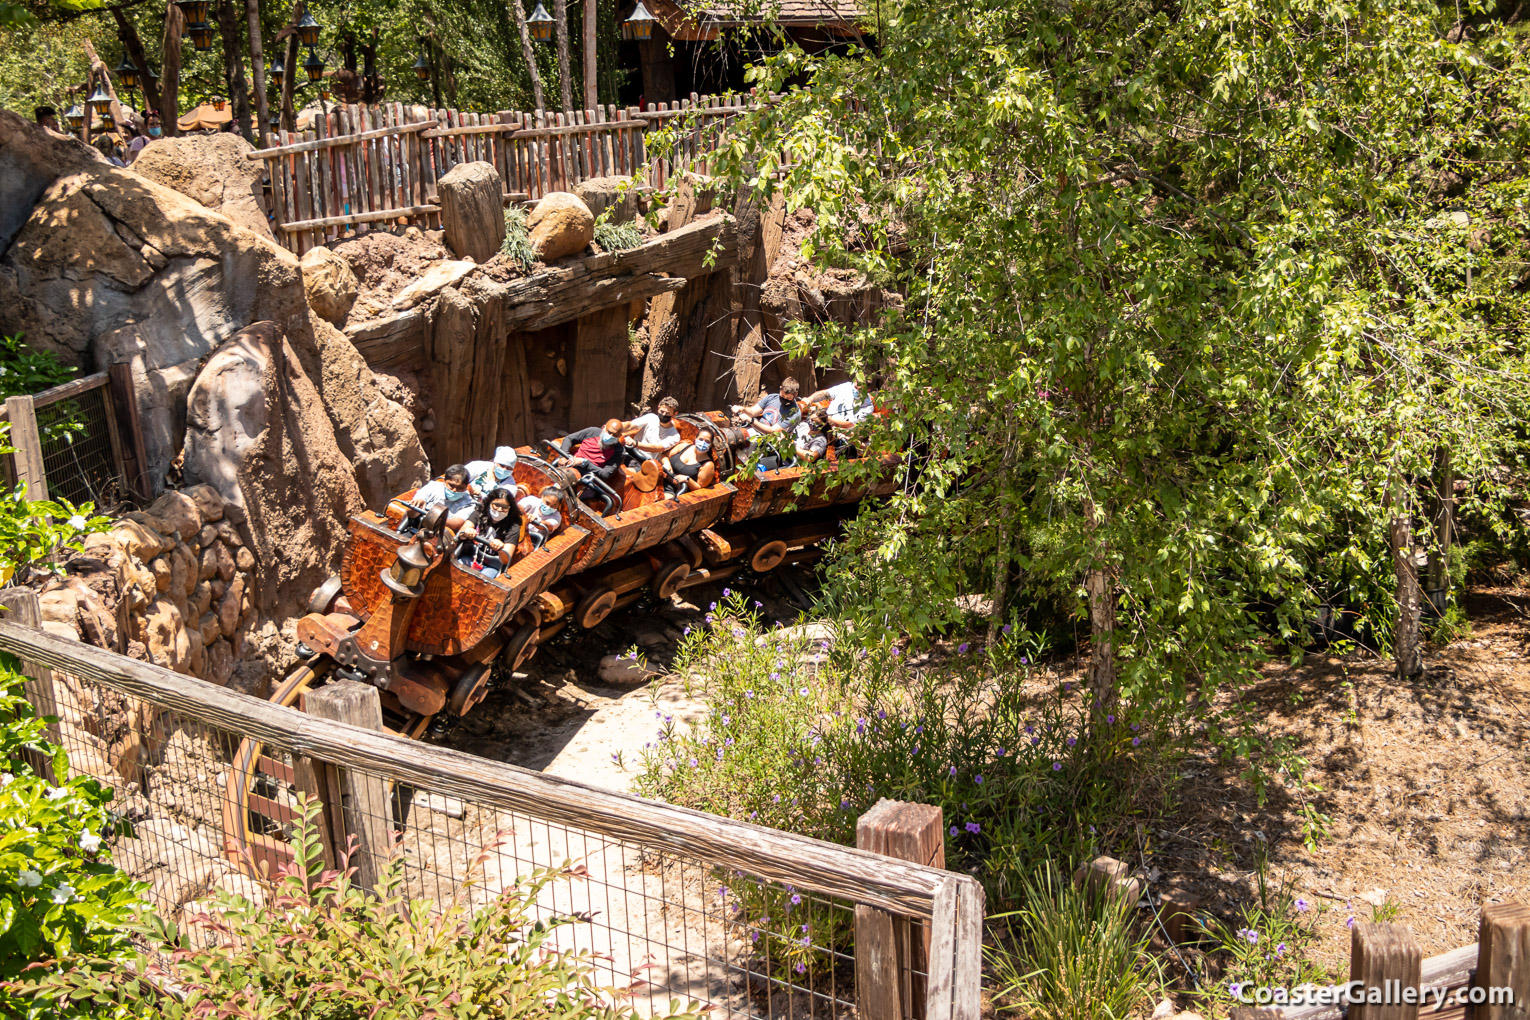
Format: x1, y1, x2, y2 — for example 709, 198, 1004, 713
561, 418, 640, 510
518, 486, 567, 547
466, 446, 519, 497
455, 487, 523, 578
407, 464, 476, 532
732, 377, 801, 437
794, 409, 834, 464
661, 428, 718, 499
624, 396, 683, 456
129, 112, 161, 160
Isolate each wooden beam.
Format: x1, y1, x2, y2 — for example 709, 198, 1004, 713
6, 396, 48, 502
303, 681, 393, 893
0, 588, 59, 782
0, 621, 951, 916
107, 363, 152, 501
30, 372, 109, 410
1350, 922, 1423, 1020
280, 204, 442, 233
571, 304, 631, 424
856, 799, 944, 1020
1475, 904, 1530, 1020
247, 118, 436, 158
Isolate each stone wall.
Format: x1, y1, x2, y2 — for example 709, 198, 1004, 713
37, 484, 257, 688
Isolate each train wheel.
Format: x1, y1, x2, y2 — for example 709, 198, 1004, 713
505, 622, 540, 671
448, 663, 492, 717
306, 574, 344, 616
651, 559, 690, 599
747, 539, 789, 573
573, 586, 617, 629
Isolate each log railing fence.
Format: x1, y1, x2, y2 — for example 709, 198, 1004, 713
250, 92, 767, 254
0, 370, 145, 509
0, 618, 985, 1019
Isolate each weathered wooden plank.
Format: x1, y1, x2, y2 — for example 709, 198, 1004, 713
923, 877, 957, 1020
304, 680, 392, 893
0, 621, 950, 917
1351, 923, 1423, 1020
952, 878, 983, 1020
279, 204, 442, 233
106, 362, 150, 500
246, 117, 434, 158
6, 396, 47, 501
29, 372, 109, 409
571, 304, 629, 426
0, 588, 59, 781
1476, 904, 1530, 1020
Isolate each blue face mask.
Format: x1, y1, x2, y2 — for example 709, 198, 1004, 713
600, 432, 618, 446
148, 126, 161, 137
443, 487, 471, 507
695, 439, 712, 453
494, 465, 512, 481
539, 504, 559, 519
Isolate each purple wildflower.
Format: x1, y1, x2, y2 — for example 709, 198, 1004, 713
948, 766, 957, 777
1132, 737, 1141, 746
688, 757, 698, 767
723, 588, 732, 596
965, 822, 981, 834
1346, 915, 1356, 929
1052, 761, 1062, 771
975, 774, 985, 785
1066, 736, 1077, 747
949, 825, 958, 836
1294, 898, 1310, 913
1238, 928, 1259, 945
1002, 624, 1012, 635
958, 642, 970, 653
794, 962, 806, 975
790, 894, 802, 905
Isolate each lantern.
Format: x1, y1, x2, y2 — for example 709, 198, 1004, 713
381, 534, 432, 597
212, 95, 226, 111
412, 50, 430, 82
622, 0, 658, 41
65, 104, 86, 131
296, 8, 322, 47
87, 83, 113, 117
188, 21, 216, 51
527, 1, 554, 42
177, 0, 210, 23
303, 46, 326, 83
268, 54, 285, 88
114, 53, 140, 91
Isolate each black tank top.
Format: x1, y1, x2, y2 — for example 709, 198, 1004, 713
666, 448, 702, 480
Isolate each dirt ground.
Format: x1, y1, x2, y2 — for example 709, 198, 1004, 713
1152, 585, 1530, 968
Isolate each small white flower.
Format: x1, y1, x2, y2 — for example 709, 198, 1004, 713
17, 869, 41, 888
67, 515, 87, 531
79, 831, 102, 853
50, 883, 76, 904
44, 786, 68, 801
0, 773, 13, 788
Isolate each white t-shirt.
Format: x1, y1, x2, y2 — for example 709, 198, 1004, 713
826, 381, 874, 423
630, 412, 681, 449
518, 496, 563, 537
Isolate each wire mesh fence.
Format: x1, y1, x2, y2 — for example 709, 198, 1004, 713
1, 620, 977, 1019
34, 383, 125, 511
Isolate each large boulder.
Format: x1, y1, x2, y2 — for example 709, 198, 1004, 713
129, 133, 276, 241
0, 111, 106, 254
526, 192, 594, 262
181, 321, 364, 618
299, 245, 359, 326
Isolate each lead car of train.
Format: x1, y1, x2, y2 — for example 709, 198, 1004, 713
223, 411, 898, 869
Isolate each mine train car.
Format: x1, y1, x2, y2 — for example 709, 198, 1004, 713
289, 411, 897, 726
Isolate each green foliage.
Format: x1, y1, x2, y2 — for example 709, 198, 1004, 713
0, 335, 74, 402
503, 204, 539, 268
988, 862, 1159, 1020
1192, 850, 1334, 1012
32, 797, 703, 1019
594, 219, 643, 252
699, 0, 1530, 737
634, 593, 1173, 915
0, 658, 142, 1020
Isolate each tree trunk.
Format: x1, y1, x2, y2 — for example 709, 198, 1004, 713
245, 0, 269, 144
638, 36, 676, 103
987, 423, 1018, 650
81, 39, 132, 134
553, 0, 573, 111
160, 0, 184, 136
582, 0, 596, 109
110, 8, 161, 119
217, 0, 253, 142
1083, 494, 1117, 722
279, 20, 300, 132
1426, 448, 1454, 614
510, 0, 545, 110
1391, 479, 1423, 682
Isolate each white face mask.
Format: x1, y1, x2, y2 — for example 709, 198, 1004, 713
489, 506, 509, 522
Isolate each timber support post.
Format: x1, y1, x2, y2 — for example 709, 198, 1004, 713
1350, 922, 1422, 1020
5, 396, 48, 501
856, 799, 944, 1020
1474, 903, 1530, 1020
0, 588, 60, 781
302, 680, 393, 890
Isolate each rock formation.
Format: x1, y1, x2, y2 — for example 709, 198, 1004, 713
575, 176, 642, 225
437, 161, 505, 263
299, 245, 359, 326
128, 133, 276, 241
526, 192, 595, 262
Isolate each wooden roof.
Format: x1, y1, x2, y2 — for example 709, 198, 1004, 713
647, 0, 867, 40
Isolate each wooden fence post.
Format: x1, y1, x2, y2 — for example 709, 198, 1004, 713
1474, 903, 1530, 1020
1351, 922, 1423, 1020
303, 680, 393, 891
0, 587, 60, 781
106, 363, 151, 501
856, 799, 943, 1020
5, 395, 48, 501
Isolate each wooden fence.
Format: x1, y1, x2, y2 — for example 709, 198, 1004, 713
0, 368, 147, 509
252, 92, 758, 254
0, 617, 985, 1018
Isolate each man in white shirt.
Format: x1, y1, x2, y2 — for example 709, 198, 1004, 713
622, 396, 683, 456
810, 379, 874, 428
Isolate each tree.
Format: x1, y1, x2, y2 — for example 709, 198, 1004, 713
706, 0, 1530, 725
552, 0, 572, 111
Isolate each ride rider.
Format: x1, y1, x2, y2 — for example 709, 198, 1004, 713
518, 486, 566, 547
466, 446, 519, 497
455, 487, 523, 579
661, 428, 718, 499
405, 464, 476, 532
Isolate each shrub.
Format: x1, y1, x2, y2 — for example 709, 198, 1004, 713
593, 219, 643, 252
988, 861, 1159, 1020
33, 798, 704, 1019
0, 657, 143, 1020
503, 205, 539, 268
632, 592, 1176, 963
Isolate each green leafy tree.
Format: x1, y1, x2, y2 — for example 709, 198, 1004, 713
700, 0, 1530, 738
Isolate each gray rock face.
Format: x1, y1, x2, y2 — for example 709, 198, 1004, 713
575, 176, 641, 225
128, 132, 275, 241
